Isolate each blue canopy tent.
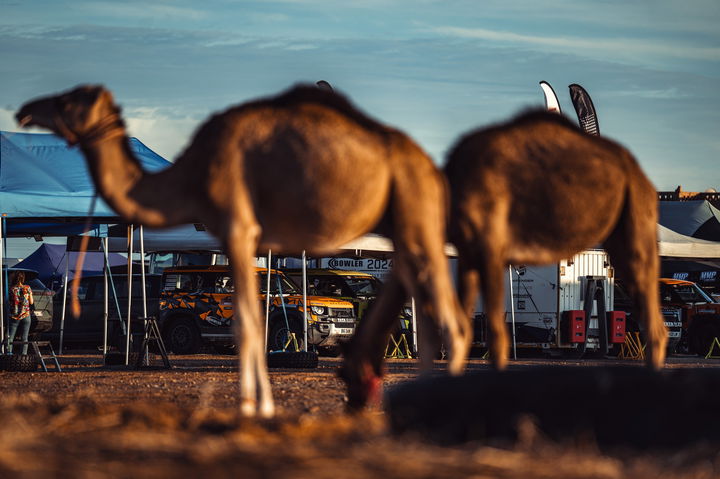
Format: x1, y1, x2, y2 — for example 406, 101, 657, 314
1, 130, 172, 357
13, 243, 127, 290
0, 130, 170, 233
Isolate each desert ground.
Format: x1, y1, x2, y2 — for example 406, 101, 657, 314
0, 353, 719, 478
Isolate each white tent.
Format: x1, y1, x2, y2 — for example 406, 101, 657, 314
658, 224, 720, 259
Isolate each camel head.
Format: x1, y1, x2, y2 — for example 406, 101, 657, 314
337, 341, 384, 411
16, 85, 122, 145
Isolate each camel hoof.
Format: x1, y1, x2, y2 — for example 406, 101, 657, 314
258, 400, 276, 419
240, 398, 258, 417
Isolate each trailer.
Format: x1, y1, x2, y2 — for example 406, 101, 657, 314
472, 249, 626, 356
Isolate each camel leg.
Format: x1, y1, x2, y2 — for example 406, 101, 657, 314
340, 273, 407, 410
477, 252, 509, 370
604, 195, 667, 370
225, 221, 275, 418
457, 257, 481, 320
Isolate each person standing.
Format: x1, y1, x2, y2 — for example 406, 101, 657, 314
7, 271, 33, 355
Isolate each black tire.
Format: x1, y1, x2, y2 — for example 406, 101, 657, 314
266, 351, 318, 369
268, 315, 305, 352
165, 317, 202, 355
0, 354, 40, 372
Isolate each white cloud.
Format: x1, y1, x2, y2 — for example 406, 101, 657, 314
81, 2, 208, 21
123, 107, 198, 161
432, 25, 720, 63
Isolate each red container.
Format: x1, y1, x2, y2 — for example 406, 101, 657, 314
607, 311, 626, 343
564, 310, 586, 343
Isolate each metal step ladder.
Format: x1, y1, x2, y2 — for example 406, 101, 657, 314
13, 341, 62, 372
135, 317, 171, 369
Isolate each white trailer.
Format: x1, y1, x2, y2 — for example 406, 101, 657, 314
472, 249, 624, 355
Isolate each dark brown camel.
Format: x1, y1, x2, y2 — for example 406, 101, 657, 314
444, 110, 667, 370
16, 85, 471, 416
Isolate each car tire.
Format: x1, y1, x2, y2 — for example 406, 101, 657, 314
268, 315, 305, 352
165, 317, 201, 355
266, 351, 319, 369
0, 354, 40, 372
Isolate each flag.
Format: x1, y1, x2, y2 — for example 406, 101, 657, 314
568, 84, 600, 136
539, 81, 562, 114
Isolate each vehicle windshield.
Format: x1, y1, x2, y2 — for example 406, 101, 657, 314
258, 272, 301, 295
344, 276, 382, 296
670, 283, 715, 303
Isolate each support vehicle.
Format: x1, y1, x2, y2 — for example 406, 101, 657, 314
158, 266, 357, 354
471, 250, 627, 357
657, 278, 720, 355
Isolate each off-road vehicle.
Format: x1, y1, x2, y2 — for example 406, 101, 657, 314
158, 266, 356, 354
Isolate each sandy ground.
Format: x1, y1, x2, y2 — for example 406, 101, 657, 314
0, 353, 718, 478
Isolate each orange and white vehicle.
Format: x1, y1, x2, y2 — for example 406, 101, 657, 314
158, 266, 356, 354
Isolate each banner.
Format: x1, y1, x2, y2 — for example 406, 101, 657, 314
568, 84, 600, 136
539, 81, 562, 114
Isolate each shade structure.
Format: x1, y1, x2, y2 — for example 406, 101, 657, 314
0, 131, 170, 232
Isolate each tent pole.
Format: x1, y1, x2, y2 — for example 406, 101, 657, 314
302, 250, 308, 352
125, 225, 134, 366
102, 237, 109, 356
411, 297, 417, 357
59, 251, 70, 355
509, 265, 517, 360
140, 225, 148, 365
0, 215, 5, 354
264, 250, 271, 352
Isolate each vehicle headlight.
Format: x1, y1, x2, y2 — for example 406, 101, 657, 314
403, 306, 413, 317
310, 306, 326, 315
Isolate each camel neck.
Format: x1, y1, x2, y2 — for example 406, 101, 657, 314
80, 135, 192, 228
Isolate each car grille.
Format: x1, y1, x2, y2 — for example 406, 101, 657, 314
328, 308, 355, 320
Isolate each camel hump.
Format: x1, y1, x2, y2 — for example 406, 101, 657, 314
238, 84, 393, 137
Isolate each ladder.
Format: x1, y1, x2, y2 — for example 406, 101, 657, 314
135, 317, 171, 369
13, 341, 62, 372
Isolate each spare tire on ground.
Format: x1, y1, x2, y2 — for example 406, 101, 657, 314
266, 351, 318, 369
0, 354, 40, 372
386, 366, 720, 448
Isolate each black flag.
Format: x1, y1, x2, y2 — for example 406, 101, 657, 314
568, 84, 600, 136
316, 80, 334, 92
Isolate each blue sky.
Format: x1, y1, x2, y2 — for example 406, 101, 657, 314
2, 1, 719, 258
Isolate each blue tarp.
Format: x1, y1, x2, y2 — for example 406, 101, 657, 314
13, 243, 127, 290
0, 131, 171, 232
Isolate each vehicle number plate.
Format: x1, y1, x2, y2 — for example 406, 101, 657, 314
34, 311, 43, 316
668, 331, 681, 338
339, 328, 353, 335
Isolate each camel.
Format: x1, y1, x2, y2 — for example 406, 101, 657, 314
16, 84, 471, 416
443, 110, 667, 370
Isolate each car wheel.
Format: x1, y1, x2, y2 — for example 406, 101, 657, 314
268, 315, 305, 352
165, 317, 201, 355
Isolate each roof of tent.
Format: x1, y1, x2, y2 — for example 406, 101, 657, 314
658, 224, 720, 259
0, 131, 171, 231
105, 224, 458, 258
659, 200, 720, 242
12, 243, 127, 288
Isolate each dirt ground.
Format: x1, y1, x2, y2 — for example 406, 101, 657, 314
0, 352, 719, 478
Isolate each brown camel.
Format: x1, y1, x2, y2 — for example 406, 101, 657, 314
443, 110, 667, 370
16, 84, 471, 416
